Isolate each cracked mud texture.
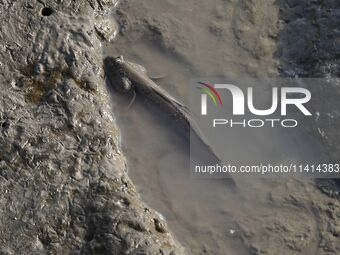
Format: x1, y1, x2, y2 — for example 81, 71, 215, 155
0, 0, 185, 254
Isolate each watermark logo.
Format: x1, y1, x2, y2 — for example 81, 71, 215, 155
200, 84, 311, 116
189, 79, 335, 179
197, 81, 312, 128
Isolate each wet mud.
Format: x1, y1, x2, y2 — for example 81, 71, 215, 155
105, 0, 340, 254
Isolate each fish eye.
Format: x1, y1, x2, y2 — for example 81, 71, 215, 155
116, 56, 124, 63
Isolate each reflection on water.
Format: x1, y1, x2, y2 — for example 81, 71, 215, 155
104, 0, 325, 254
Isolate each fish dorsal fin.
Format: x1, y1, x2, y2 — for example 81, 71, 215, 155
126, 60, 167, 80
126, 61, 148, 75
150, 74, 167, 81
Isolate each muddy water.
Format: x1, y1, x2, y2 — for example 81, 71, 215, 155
104, 0, 326, 254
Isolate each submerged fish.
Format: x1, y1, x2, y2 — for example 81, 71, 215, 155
104, 56, 234, 183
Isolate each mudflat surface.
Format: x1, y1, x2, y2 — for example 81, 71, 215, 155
105, 0, 340, 254
0, 0, 185, 254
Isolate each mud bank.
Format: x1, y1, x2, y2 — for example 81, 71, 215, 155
278, 0, 340, 164
107, 0, 340, 254
0, 0, 184, 254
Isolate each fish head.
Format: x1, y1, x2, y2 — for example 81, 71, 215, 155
104, 56, 131, 93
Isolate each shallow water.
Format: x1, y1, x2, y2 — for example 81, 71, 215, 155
104, 0, 326, 254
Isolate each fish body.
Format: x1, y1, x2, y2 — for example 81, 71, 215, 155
105, 56, 191, 133
104, 56, 234, 184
